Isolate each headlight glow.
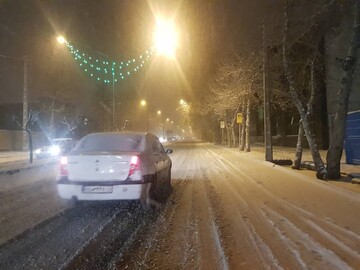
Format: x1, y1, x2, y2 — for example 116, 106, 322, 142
35, 148, 41, 154
49, 145, 61, 156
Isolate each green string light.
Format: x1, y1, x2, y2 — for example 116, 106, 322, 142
65, 41, 154, 84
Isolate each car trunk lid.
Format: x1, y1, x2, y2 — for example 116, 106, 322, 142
66, 151, 141, 181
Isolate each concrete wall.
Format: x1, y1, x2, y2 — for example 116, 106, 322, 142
325, 14, 360, 116
0, 130, 48, 151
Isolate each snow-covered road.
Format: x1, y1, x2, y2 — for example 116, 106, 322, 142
0, 142, 359, 270
116, 143, 360, 269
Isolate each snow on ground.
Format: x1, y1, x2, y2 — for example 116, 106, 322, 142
115, 143, 360, 269
0, 142, 359, 270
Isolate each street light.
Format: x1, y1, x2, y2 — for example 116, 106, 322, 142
153, 17, 178, 58
140, 100, 149, 131
157, 110, 161, 115
57, 35, 66, 44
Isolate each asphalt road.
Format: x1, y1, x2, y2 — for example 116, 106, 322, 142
0, 142, 359, 270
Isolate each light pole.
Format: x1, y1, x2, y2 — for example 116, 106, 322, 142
112, 72, 115, 130
140, 99, 149, 131
22, 58, 29, 150
157, 110, 165, 139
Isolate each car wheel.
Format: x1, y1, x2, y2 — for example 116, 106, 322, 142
167, 168, 172, 187
65, 197, 78, 208
140, 175, 160, 210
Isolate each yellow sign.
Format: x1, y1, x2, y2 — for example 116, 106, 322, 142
237, 113, 243, 124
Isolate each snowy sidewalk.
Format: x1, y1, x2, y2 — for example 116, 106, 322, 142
231, 144, 360, 176
0, 151, 29, 164
0, 151, 55, 174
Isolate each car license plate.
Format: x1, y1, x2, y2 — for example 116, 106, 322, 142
82, 185, 113, 193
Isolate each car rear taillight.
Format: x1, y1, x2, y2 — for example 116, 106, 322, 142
128, 156, 141, 180
59, 156, 68, 177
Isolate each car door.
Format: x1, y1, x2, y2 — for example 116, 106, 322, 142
153, 137, 169, 184
149, 135, 163, 184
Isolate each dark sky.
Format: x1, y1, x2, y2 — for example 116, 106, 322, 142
0, 0, 286, 129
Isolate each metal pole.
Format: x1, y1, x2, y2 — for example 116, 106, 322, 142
22, 58, 28, 151
239, 123, 241, 149
162, 118, 165, 139
221, 128, 224, 145
112, 73, 115, 130
263, 24, 273, 161
146, 104, 149, 131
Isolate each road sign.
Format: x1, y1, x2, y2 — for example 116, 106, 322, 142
220, 121, 225, 129
237, 113, 243, 124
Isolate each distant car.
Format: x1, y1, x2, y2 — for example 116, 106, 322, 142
57, 132, 173, 209
35, 138, 74, 159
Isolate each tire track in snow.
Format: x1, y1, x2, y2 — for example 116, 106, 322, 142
198, 147, 282, 268
261, 205, 352, 270
205, 146, 360, 264
198, 144, 358, 269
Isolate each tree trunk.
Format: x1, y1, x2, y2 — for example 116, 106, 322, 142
292, 120, 304, 169
283, 1, 327, 179
226, 125, 231, 147
231, 123, 236, 148
25, 130, 33, 164
245, 98, 251, 152
327, 0, 360, 179
239, 101, 246, 151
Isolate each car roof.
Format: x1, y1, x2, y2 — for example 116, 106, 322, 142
86, 131, 154, 138
51, 138, 73, 141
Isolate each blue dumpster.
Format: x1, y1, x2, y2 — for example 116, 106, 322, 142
345, 111, 360, 164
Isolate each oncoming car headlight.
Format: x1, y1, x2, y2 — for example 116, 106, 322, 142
35, 148, 42, 154
49, 145, 61, 156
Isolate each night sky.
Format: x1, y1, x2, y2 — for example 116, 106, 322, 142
0, 0, 311, 132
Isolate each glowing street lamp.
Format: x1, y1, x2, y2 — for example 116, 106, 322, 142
57, 35, 66, 44
153, 18, 178, 57
140, 100, 147, 106
157, 110, 162, 115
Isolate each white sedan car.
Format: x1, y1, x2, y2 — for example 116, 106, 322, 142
57, 132, 173, 208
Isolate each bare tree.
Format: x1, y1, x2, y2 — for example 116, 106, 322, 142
326, 0, 360, 179
13, 110, 39, 163
60, 116, 85, 138
201, 54, 263, 151
282, 0, 327, 179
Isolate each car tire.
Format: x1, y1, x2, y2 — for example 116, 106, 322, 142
140, 175, 160, 211
167, 168, 172, 187
65, 197, 78, 208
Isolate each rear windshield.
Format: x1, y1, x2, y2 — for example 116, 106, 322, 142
72, 133, 144, 152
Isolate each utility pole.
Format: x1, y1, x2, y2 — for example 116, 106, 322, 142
262, 24, 273, 161
146, 104, 149, 131
22, 58, 28, 151
112, 73, 115, 130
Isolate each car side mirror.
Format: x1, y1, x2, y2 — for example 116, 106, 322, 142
165, 149, 173, 154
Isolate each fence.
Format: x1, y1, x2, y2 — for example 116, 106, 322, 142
0, 130, 48, 151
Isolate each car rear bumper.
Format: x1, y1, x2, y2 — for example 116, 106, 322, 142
57, 182, 150, 201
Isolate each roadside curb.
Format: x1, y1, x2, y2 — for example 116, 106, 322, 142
0, 160, 57, 175
351, 178, 360, 184
301, 161, 358, 180
219, 144, 359, 182
348, 173, 360, 184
